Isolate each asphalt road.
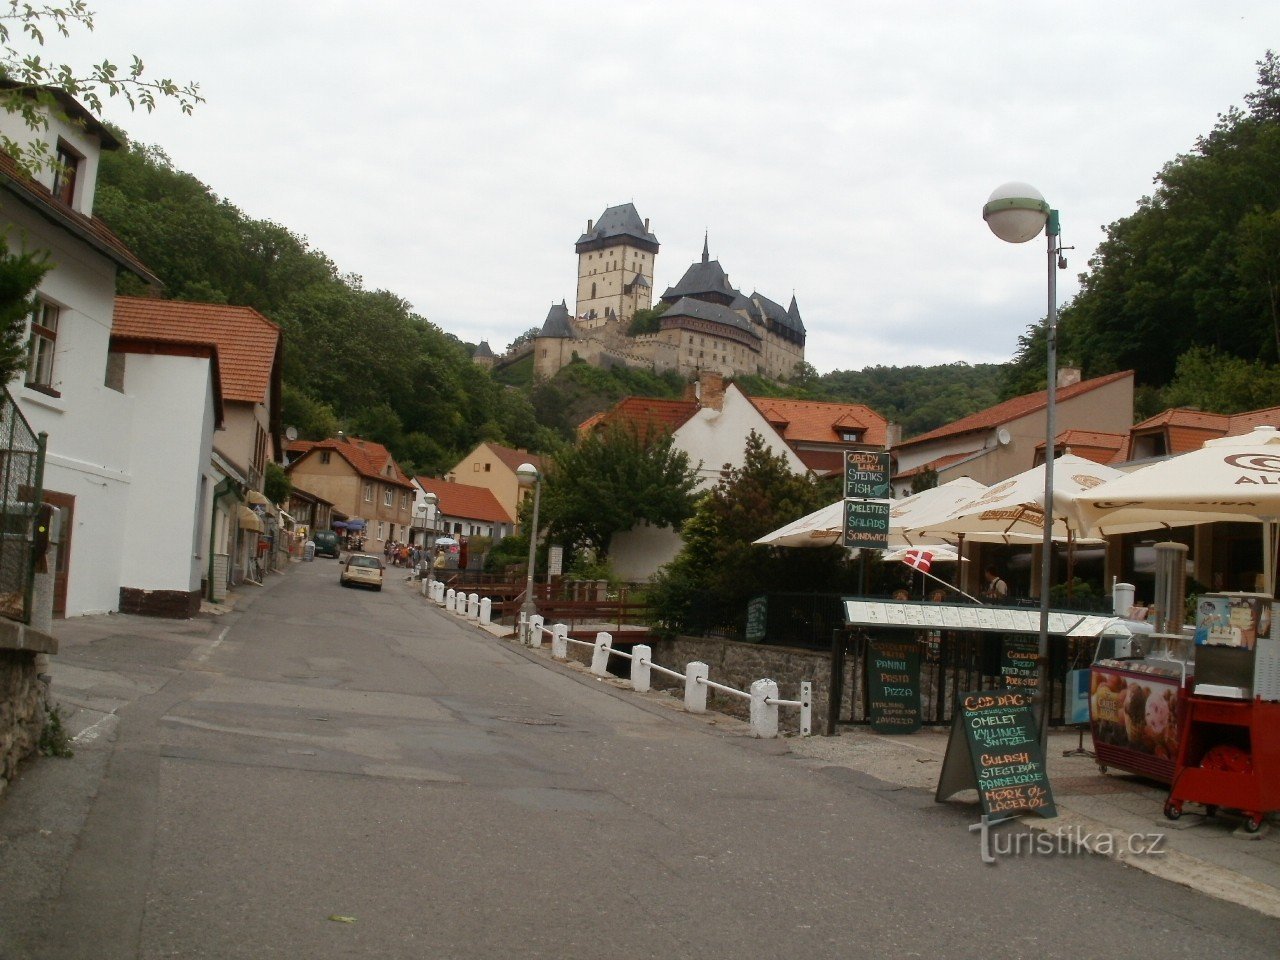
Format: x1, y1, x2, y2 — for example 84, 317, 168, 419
2, 560, 1278, 959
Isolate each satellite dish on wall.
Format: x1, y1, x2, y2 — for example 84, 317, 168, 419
284, 426, 299, 441
996, 427, 1012, 447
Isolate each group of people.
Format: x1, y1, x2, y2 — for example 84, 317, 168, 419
383, 541, 423, 568
889, 566, 1010, 603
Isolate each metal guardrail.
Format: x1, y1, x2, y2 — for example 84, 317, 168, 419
0, 388, 45, 624
421, 580, 814, 738
522, 614, 813, 739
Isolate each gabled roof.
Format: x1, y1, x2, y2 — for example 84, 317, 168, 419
1115, 404, 1280, 462
660, 297, 761, 340
661, 259, 737, 303
107, 310, 225, 427
539, 300, 575, 338
416, 477, 513, 524
896, 370, 1134, 449
473, 340, 495, 358
750, 291, 804, 335
579, 396, 699, 440
288, 435, 416, 489
576, 203, 659, 252
481, 442, 544, 475
0, 151, 159, 285
113, 297, 281, 405
746, 396, 888, 447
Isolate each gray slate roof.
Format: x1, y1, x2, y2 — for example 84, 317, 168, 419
473, 340, 495, 358
662, 297, 762, 340
539, 300, 575, 339
661, 258, 737, 302
751, 291, 805, 335
576, 203, 658, 247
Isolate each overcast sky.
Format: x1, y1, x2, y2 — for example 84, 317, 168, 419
52, 2, 1280, 373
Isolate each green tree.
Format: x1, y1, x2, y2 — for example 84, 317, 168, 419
1061, 51, 1280, 385
1159, 346, 1280, 414
626, 303, 667, 335
263, 461, 291, 506
0, 3, 201, 174
540, 422, 699, 559
0, 235, 49, 383
910, 467, 938, 495
648, 431, 842, 634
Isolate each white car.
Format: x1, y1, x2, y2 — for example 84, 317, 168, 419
339, 554, 384, 591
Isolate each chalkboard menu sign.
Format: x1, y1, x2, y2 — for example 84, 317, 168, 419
844, 450, 891, 499
745, 595, 767, 642
935, 689, 1057, 820
843, 499, 891, 549
865, 639, 921, 734
1000, 636, 1040, 694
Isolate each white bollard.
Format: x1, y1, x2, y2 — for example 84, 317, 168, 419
590, 632, 613, 676
528, 614, 545, 648
479, 597, 492, 625
517, 611, 527, 642
630, 644, 652, 693
446, 588, 456, 610
685, 661, 709, 713
551, 623, 568, 660
800, 681, 813, 737
468, 593, 480, 620
750, 679, 780, 739
420, 576, 428, 597
435, 581, 445, 604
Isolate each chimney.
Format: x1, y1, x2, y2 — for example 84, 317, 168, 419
644, 218, 649, 230
587, 219, 594, 232
1057, 366, 1082, 388
698, 371, 726, 411
885, 422, 902, 448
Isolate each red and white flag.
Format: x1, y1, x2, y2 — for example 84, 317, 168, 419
902, 550, 933, 573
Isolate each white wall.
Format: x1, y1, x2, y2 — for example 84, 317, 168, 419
675, 384, 808, 490
7, 203, 135, 615
119, 354, 215, 594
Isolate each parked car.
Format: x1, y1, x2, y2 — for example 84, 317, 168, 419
340, 553, 384, 591
313, 530, 341, 558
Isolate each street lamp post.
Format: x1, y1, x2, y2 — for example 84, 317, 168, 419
983, 181, 1061, 746
421, 491, 438, 589
516, 462, 541, 640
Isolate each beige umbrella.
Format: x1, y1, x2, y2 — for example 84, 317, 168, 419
906, 453, 1128, 544
1075, 425, 1280, 591
752, 477, 985, 548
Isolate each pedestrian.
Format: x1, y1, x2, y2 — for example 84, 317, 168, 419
982, 565, 1009, 602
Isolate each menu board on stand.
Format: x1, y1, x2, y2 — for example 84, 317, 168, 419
865, 638, 921, 734
936, 690, 1057, 820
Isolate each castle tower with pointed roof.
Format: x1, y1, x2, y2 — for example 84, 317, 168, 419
574, 202, 658, 332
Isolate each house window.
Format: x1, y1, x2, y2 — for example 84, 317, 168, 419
52, 140, 82, 206
840, 431, 862, 442
26, 299, 59, 390
363, 482, 373, 502
484, 463, 491, 472
378, 522, 385, 540
401, 492, 410, 508
383, 488, 393, 507
473, 463, 480, 471
320, 451, 331, 464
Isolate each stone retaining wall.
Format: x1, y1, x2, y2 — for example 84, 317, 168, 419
652, 635, 846, 735
0, 649, 46, 791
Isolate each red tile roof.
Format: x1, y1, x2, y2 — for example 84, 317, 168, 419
747, 396, 888, 447
897, 370, 1134, 449
579, 397, 699, 440
894, 450, 976, 479
483, 442, 544, 475
1035, 429, 1127, 464
290, 436, 415, 489
113, 297, 281, 404
106, 315, 226, 426
416, 477, 513, 524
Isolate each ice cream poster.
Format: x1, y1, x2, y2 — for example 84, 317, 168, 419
1090, 670, 1181, 760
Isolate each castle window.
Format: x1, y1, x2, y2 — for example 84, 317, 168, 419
591, 282, 596, 298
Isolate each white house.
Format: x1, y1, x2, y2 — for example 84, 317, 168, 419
594, 375, 809, 581
0, 87, 166, 615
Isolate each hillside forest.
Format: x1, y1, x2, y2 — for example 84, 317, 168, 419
79, 51, 1280, 475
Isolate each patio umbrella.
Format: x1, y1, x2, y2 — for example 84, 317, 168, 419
752, 477, 985, 549
1074, 425, 1280, 592
905, 453, 1126, 544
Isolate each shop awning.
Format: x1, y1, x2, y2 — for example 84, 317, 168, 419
246, 489, 271, 506
238, 505, 264, 532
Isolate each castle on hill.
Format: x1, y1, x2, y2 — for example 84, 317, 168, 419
490, 203, 807, 381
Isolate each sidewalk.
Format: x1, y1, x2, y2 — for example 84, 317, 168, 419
447, 591, 1280, 920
